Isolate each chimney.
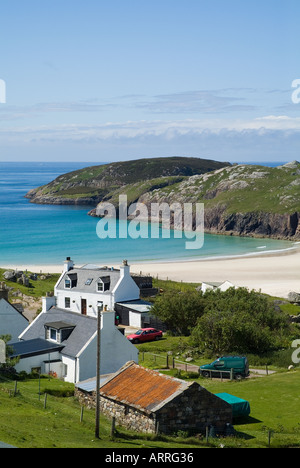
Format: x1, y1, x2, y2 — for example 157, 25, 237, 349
0, 282, 9, 301
120, 259, 130, 279
42, 294, 56, 313
64, 257, 74, 272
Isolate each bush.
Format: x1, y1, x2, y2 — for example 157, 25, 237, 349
43, 387, 74, 398
191, 288, 293, 355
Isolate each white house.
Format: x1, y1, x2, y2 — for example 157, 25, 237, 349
0, 284, 29, 343
14, 306, 138, 383
51, 258, 140, 316
200, 280, 235, 294
10, 259, 140, 383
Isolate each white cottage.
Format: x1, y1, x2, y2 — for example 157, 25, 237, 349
201, 280, 235, 294
51, 258, 140, 316
0, 284, 29, 343
10, 259, 139, 383
14, 306, 138, 383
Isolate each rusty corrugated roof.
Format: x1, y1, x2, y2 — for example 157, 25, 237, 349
100, 362, 187, 413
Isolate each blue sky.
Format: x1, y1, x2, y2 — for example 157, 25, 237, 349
0, 0, 299, 163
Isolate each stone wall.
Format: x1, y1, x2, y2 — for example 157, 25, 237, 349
156, 383, 232, 434
74, 387, 156, 433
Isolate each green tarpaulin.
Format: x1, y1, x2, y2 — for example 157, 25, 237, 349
215, 393, 250, 417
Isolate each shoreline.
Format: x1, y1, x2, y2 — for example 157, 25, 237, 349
1, 246, 299, 299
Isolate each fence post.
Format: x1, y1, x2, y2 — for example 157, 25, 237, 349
80, 406, 84, 423
111, 417, 116, 437
155, 421, 160, 435
268, 430, 273, 447
230, 368, 234, 381
44, 393, 47, 409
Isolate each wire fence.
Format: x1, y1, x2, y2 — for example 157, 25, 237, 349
139, 352, 236, 380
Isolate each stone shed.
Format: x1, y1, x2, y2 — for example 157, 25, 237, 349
75, 361, 232, 435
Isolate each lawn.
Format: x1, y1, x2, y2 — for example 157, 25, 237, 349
0, 376, 203, 449
0, 368, 299, 448
0, 268, 60, 300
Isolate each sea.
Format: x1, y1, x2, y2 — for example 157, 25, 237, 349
0, 161, 294, 268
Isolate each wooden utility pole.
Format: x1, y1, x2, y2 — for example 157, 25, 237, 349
95, 309, 101, 439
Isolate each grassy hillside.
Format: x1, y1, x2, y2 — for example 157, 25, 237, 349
25, 156, 230, 205
0, 365, 299, 448
137, 162, 300, 215
130, 162, 300, 239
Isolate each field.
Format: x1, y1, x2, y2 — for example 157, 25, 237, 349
0, 348, 299, 449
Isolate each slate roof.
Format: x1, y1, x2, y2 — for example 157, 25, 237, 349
56, 266, 121, 293
116, 299, 152, 313
10, 338, 64, 359
20, 307, 98, 358
99, 361, 193, 414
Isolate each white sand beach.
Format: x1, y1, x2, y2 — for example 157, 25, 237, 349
2, 246, 300, 299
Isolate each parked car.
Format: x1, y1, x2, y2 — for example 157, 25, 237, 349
200, 356, 250, 380
127, 328, 163, 344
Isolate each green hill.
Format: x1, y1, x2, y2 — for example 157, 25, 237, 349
25, 156, 230, 205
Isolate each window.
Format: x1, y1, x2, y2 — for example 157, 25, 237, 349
214, 360, 225, 368
97, 276, 110, 292
63, 364, 68, 377
50, 328, 57, 342
85, 278, 93, 286
65, 297, 71, 308
64, 273, 77, 289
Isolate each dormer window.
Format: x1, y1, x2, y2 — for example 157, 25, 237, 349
64, 273, 77, 289
97, 276, 110, 292
45, 321, 75, 344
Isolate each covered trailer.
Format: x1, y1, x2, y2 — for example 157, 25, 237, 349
215, 393, 250, 418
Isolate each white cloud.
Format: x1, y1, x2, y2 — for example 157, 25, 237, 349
0, 115, 300, 144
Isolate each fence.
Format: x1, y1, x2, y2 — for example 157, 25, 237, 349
139, 352, 235, 380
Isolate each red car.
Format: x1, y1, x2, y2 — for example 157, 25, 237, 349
127, 328, 163, 344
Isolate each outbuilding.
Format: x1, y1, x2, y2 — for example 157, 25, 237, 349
75, 361, 232, 434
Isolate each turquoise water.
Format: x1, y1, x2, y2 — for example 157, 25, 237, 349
0, 162, 293, 266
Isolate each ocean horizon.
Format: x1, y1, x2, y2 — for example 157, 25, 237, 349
0, 161, 294, 267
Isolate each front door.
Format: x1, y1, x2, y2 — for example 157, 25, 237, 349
81, 299, 87, 315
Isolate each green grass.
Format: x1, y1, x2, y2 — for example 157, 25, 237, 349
0, 376, 203, 448
201, 370, 300, 448
0, 268, 60, 299
0, 369, 299, 448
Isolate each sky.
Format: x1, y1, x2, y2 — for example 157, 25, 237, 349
0, 0, 299, 163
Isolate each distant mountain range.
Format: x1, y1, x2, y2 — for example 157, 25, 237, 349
25, 157, 300, 240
